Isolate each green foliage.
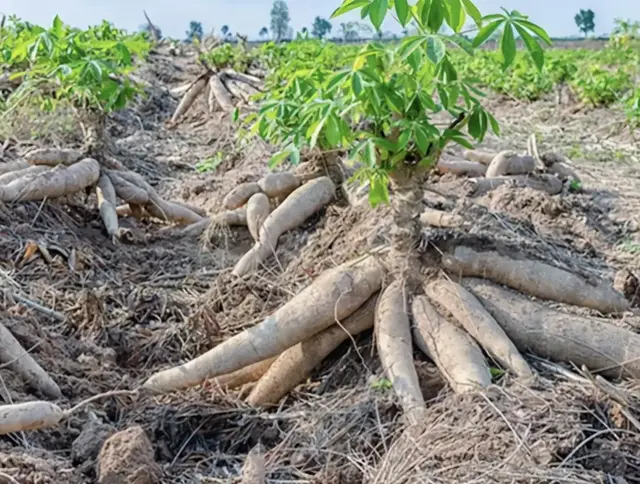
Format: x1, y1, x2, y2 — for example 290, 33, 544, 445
247, 0, 550, 206
270, 0, 291, 41
312, 17, 333, 39
201, 42, 252, 71
195, 152, 224, 173
574, 9, 595, 37
1, 15, 150, 114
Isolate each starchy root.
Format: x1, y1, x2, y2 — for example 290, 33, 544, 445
463, 149, 496, 165
246, 294, 377, 406
0, 158, 100, 202
24, 148, 83, 167
0, 401, 64, 435
223, 182, 262, 210
142, 256, 384, 393
0, 165, 51, 185
375, 281, 425, 424
258, 172, 301, 198
443, 246, 630, 314
411, 296, 491, 393
468, 174, 563, 197
436, 159, 487, 176
246, 193, 271, 242
419, 208, 467, 228
425, 280, 534, 380
96, 174, 119, 238
465, 278, 640, 379
0, 322, 62, 399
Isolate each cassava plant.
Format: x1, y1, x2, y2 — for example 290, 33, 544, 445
249, 0, 552, 264
0, 16, 206, 237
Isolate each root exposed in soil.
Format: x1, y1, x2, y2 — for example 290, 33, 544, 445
1, 42, 640, 484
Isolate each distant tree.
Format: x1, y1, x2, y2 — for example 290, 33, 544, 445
270, 0, 290, 41
575, 9, 595, 37
221, 25, 230, 36
259, 26, 269, 39
185, 20, 203, 43
311, 16, 332, 39
140, 23, 162, 40
339, 21, 371, 41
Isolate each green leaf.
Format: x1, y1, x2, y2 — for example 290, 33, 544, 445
446, 34, 474, 55
427, 0, 444, 32
468, 109, 482, 138
351, 72, 363, 95
414, 124, 430, 154
372, 137, 397, 151
426, 35, 446, 64
326, 70, 350, 91
444, 0, 465, 32
395, 0, 410, 26
52, 15, 64, 37
290, 147, 301, 165
397, 130, 411, 150
461, 0, 482, 27
369, 173, 390, 207
309, 117, 328, 149
399, 36, 425, 59
326, 114, 341, 146
369, 0, 388, 31
331, 0, 371, 18
486, 110, 500, 135
499, 23, 516, 69
268, 150, 292, 168
232, 108, 239, 122
384, 88, 405, 113
364, 141, 377, 167
517, 19, 552, 45
514, 23, 544, 71
417, 0, 432, 26
472, 19, 503, 47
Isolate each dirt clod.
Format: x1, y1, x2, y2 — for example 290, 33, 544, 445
97, 426, 161, 484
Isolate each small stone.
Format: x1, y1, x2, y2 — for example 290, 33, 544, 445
71, 416, 116, 465
97, 426, 161, 484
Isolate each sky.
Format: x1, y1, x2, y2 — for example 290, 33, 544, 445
2, 0, 639, 40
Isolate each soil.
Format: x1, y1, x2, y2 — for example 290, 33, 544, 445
1, 46, 640, 483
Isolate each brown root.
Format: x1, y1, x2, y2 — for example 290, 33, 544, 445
485, 151, 517, 178
436, 159, 487, 177
0, 159, 29, 176
419, 208, 467, 229
463, 149, 496, 165
24, 148, 83, 167
246, 193, 271, 243
467, 174, 563, 197
376, 280, 425, 424
145, 196, 203, 225
209, 75, 235, 113
176, 207, 248, 238
0, 322, 62, 399
505, 155, 536, 175
107, 171, 151, 205
548, 162, 580, 182
257, 172, 301, 199
207, 357, 276, 391
0, 158, 100, 202
96, 174, 119, 238
246, 294, 377, 407
0, 165, 51, 186
223, 182, 262, 210
142, 256, 384, 393
465, 278, 640, 379
411, 296, 491, 393
0, 401, 64, 435
233, 177, 335, 277
170, 74, 208, 123
443, 246, 630, 314
425, 279, 534, 380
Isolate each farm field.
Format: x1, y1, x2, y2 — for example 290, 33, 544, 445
1, 3, 640, 483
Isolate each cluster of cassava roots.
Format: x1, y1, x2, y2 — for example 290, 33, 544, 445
2, 65, 638, 479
